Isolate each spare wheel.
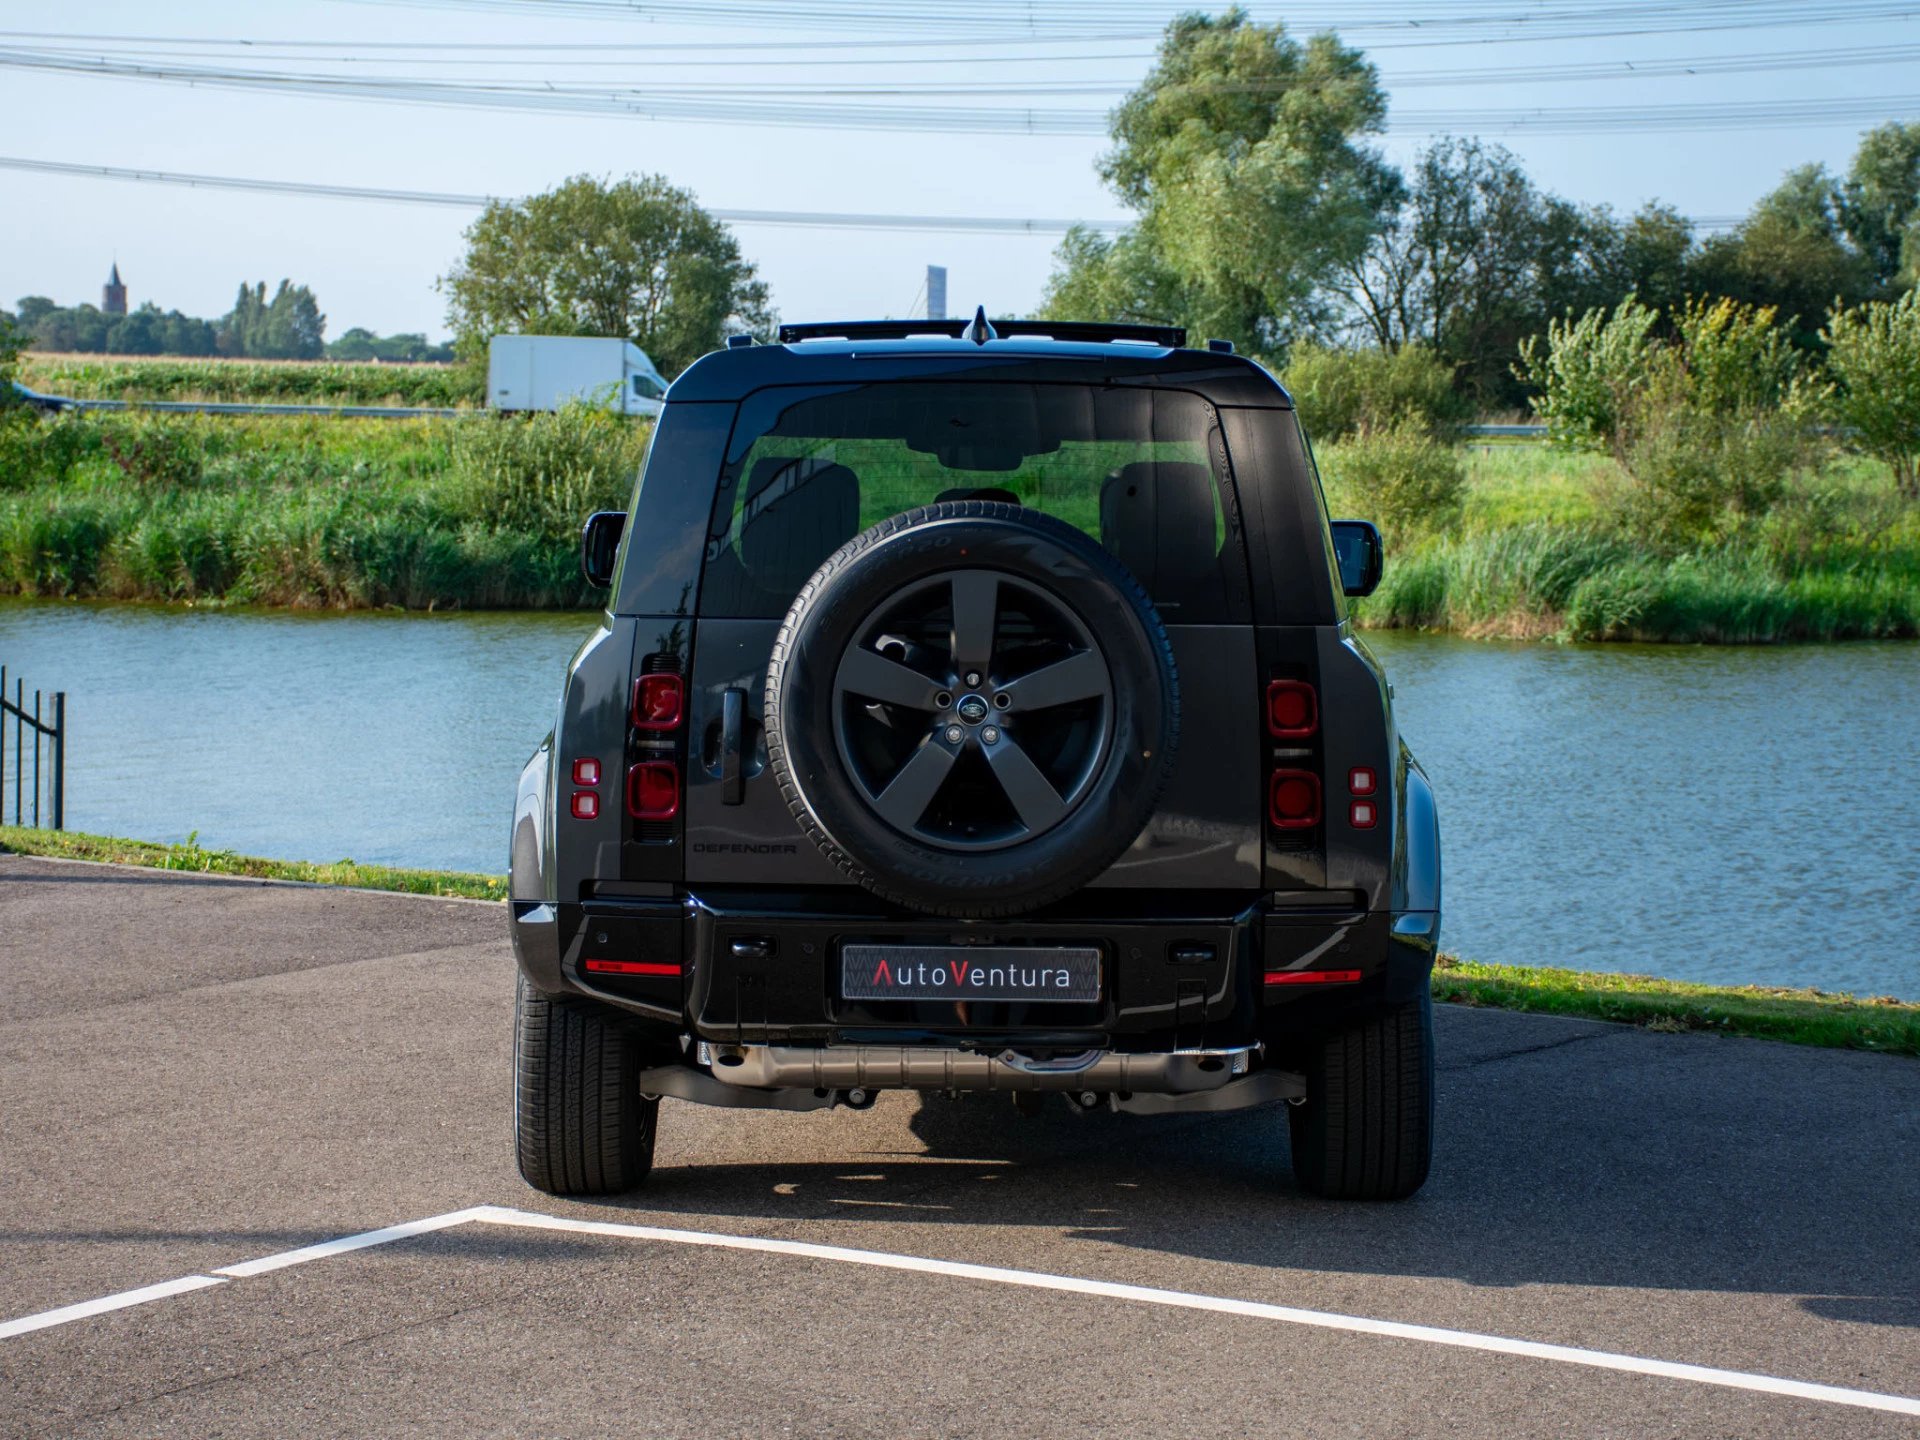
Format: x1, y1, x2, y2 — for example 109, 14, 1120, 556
763, 500, 1179, 919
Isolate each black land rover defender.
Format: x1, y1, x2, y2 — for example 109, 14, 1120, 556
509, 313, 1441, 1202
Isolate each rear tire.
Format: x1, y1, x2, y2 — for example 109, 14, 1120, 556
1288, 994, 1434, 1201
514, 974, 658, 1196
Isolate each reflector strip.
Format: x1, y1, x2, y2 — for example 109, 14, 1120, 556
1264, 969, 1364, 986
584, 959, 681, 977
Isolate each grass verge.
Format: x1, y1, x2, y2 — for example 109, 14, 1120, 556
1433, 954, 1919, 1057
0, 825, 506, 901
4, 825, 1915, 1056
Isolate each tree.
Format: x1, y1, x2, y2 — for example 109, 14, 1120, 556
1822, 290, 1920, 497
1689, 165, 1874, 345
216, 280, 324, 359
1040, 9, 1399, 354
440, 174, 773, 378
1840, 121, 1920, 293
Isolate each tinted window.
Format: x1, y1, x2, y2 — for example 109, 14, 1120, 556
698, 382, 1248, 621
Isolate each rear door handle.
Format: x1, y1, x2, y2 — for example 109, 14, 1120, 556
721, 687, 745, 805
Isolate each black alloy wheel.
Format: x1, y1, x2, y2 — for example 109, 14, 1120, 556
832, 569, 1115, 851
766, 501, 1179, 919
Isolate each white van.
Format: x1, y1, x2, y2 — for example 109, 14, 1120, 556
486, 335, 668, 417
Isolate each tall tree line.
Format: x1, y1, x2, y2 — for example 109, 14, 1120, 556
1040, 9, 1920, 407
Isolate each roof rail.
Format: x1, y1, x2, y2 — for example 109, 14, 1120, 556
993, 319, 1186, 348
774, 317, 1188, 348
776, 319, 968, 343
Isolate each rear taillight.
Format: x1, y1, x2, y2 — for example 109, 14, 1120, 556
584, 958, 681, 977
572, 757, 601, 786
1269, 770, 1321, 829
1266, 680, 1318, 739
1349, 799, 1377, 829
570, 790, 600, 820
632, 674, 685, 731
627, 761, 681, 820
1265, 969, 1362, 986
1348, 767, 1376, 796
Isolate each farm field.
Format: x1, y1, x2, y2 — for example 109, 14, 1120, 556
18, 352, 482, 408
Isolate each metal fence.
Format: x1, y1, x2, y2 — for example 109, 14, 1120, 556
0, 666, 67, 830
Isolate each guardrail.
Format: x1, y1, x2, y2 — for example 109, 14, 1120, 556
10, 384, 470, 420
1463, 423, 1548, 438
0, 665, 67, 830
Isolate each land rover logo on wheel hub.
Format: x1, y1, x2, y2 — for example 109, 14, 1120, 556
957, 694, 990, 724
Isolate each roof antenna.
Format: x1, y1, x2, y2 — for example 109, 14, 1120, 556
966, 305, 996, 346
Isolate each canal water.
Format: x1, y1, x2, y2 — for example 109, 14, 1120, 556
4, 600, 1917, 999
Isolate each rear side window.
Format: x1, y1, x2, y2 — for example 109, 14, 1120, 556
697, 381, 1250, 622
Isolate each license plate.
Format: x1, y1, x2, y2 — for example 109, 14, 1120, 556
841, 944, 1101, 1003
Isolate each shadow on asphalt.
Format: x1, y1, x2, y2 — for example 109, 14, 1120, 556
594, 1015, 1920, 1329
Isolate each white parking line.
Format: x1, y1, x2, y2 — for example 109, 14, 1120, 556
0, 1275, 227, 1340
4, 1202, 1918, 1421
211, 1207, 497, 1279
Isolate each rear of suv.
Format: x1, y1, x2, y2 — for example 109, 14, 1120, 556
509, 313, 1442, 1202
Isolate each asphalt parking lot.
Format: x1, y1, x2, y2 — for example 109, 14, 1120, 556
3, 852, 1917, 1437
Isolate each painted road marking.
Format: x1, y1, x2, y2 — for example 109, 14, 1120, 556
3, 1202, 1917, 1421
211, 1206, 495, 1279
0, 1275, 227, 1341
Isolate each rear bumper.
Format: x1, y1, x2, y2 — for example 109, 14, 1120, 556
510, 888, 1437, 1052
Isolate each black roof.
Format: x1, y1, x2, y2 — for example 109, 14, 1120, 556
670, 321, 1290, 408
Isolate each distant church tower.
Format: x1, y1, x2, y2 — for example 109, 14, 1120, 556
102, 262, 127, 315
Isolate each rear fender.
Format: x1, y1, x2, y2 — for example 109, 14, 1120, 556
1391, 744, 1442, 950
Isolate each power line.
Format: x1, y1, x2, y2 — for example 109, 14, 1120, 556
0, 155, 1129, 233
5, 49, 1913, 135
10, 37, 1918, 89
0, 154, 1744, 231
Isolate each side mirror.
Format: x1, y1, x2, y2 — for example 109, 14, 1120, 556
580, 510, 627, 588
1330, 519, 1383, 598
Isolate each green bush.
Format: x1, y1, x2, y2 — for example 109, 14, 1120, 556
1672, 296, 1806, 418
1614, 404, 1815, 544
445, 404, 651, 542
1279, 342, 1468, 444
1513, 297, 1660, 453
1822, 290, 1920, 498
1316, 417, 1466, 540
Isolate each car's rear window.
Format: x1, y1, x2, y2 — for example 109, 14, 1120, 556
697, 381, 1249, 621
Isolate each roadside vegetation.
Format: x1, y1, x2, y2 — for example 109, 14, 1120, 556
0, 404, 645, 608
19, 353, 481, 408
1297, 299, 1920, 642
0, 825, 506, 900
1432, 955, 1920, 1057
5, 825, 1911, 1054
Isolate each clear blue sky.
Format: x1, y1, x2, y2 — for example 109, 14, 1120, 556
3, 0, 1915, 341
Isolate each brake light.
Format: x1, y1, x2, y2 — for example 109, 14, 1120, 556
627, 761, 681, 820
1269, 770, 1321, 829
632, 674, 685, 730
584, 959, 681, 977
570, 790, 600, 820
1266, 680, 1318, 738
572, 757, 601, 786
1265, 969, 1363, 986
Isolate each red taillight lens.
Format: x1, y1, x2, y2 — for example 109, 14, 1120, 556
1266, 680, 1318, 738
627, 761, 681, 820
1348, 766, 1376, 796
1268, 770, 1321, 829
572, 757, 601, 786
584, 959, 681, 977
570, 789, 600, 821
1264, 969, 1363, 986
1349, 799, 1377, 829
632, 674, 685, 731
